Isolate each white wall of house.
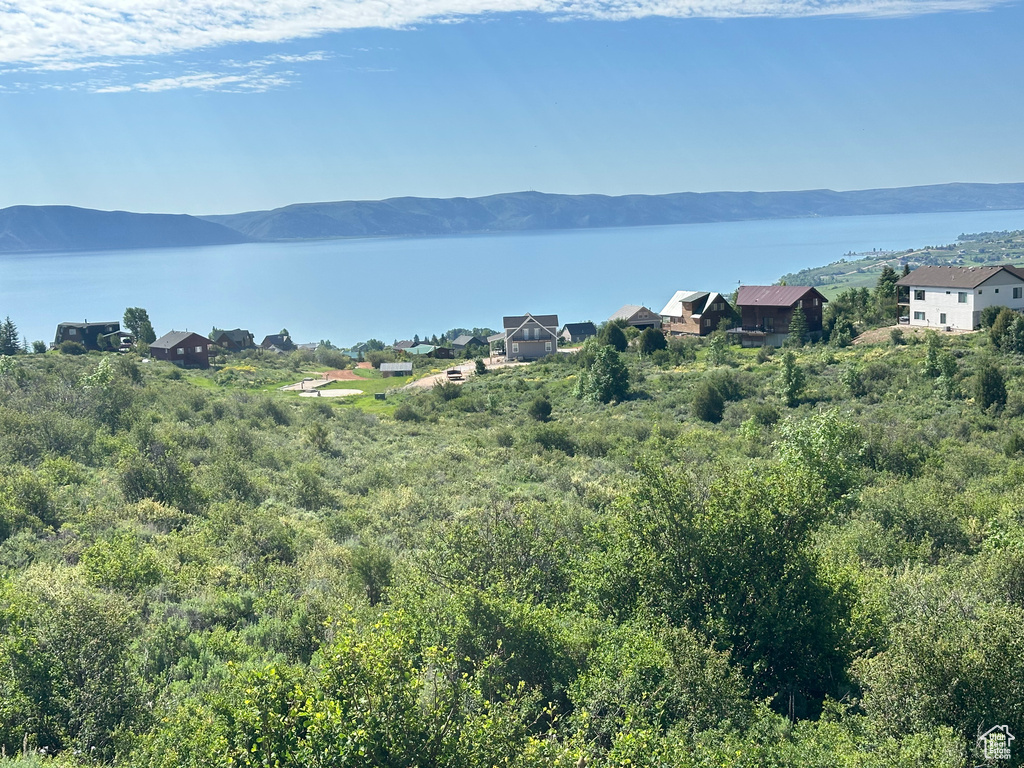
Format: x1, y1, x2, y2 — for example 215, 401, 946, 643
907, 271, 1024, 329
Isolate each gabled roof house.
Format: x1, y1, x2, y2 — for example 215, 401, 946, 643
659, 291, 735, 336
559, 322, 598, 344
502, 313, 559, 361
150, 331, 214, 368
730, 285, 827, 347
896, 264, 1024, 329
608, 305, 660, 329
213, 328, 255, 351
53, 321, 121, 350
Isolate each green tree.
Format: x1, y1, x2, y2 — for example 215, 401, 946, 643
989, 307, 1014, 348
875, 264, 898, 299
527, 395, 552, 422
975, 362, 1007, 411
691, 379, 725, 423
31, 340, 46, 354
123, 307, 156, 344
576, 346, 630, 404
778, 349, 805, 407
0, 316, 22, 355
786, 307, 809, 347
638, 327, 667, 356
474, 358, 487, 375
923, 330, 942, 377
604, 323, 628, 353
937, 351, 959, 399
705, 330, 730, 366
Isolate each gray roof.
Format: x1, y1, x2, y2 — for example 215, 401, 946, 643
896, 264, 1024, 289
736, 286, 826, 307
151, 330, 211, 349
452, 334, 486, 346
393, 340, 415, 349
381, 362, 413, 372
487, 332, 506, 343
560, 322, 597, 335
216, 328, 252, 344
58, 320, 119, 328
503, 313, 558, 330
609, 305, 658, 322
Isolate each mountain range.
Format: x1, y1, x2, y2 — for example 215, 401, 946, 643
2, 182, 1023, 254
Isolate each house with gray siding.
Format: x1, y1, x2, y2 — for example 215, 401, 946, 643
502, 313, 559, 361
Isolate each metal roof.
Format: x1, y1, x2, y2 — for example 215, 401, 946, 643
895, 264, 1024, 289
736, 285, 826, 307
608, 304, 651, 322
380, 362, 413, 372
561, 322, 597, 335
658, 291, 709, 317
405, 344, 436, 355
452, 334, 486, 346
58, 320, 119, 328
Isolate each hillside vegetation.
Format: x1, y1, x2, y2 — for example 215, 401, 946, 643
2, 310, 1024, 766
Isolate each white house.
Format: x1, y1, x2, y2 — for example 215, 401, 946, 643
896, 265, 1024, 329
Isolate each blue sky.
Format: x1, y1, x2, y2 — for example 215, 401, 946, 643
1, 0, 1022, 214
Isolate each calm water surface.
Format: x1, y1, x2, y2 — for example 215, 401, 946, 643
5, 209, 1024, 346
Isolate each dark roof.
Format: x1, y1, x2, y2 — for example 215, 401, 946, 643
452, 334, 486, 346
393, 340, 415, 349
216, 328, 252, 343
503, 313, 559, 329
561, 322, 597, 335
895, 264, 1024, 289
736, 285, 827, 307
261, 334, 290, 347
151, 331, 211, 349
58, 320, 119, 328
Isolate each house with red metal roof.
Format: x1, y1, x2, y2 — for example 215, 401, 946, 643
730, 285, 828, 347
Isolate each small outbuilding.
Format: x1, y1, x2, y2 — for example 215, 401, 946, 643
380, 362, 414, 378
150, 331, 214, 368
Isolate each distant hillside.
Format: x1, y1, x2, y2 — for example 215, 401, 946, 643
0, 206, 250, 253
203, 183, 1024, 241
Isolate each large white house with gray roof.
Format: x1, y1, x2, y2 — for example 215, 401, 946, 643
897, 264, 1024, 329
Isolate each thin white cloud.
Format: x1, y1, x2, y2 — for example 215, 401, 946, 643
0, 0, 1008, 68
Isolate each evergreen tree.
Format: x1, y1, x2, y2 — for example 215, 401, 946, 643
902, 263, 911, 277
604, 323, 628, 353
976, 362, 1007, 411
0, 316, 21, 355
692, 380, 725, 423
923, 331, 942, 378
875, 265, 898, 299
778, 350, 805, 407
786, 307, 809, 347
638, 327, 667, 356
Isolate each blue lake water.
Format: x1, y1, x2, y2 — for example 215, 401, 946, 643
4, 208, 1024, 347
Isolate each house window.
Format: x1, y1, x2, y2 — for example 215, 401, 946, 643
958, 292, 967, 303
176, 347, 184, 355
913, 311, 925, 320
996, 289, 1000, 294
914, 290, 925, 301
195, 346, 203, 353
511, 342, 519, 354
68, 327, 77, 336
978, 290, 983, 294
940, 313, 946, 324
704, 318, 711, 327
813, 298, 820, 306
1015, 287, 1023, 299
545, 341, 552, 352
